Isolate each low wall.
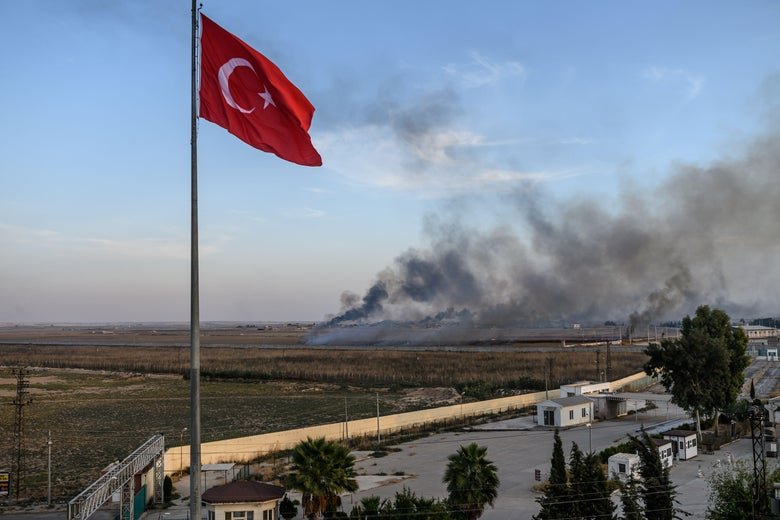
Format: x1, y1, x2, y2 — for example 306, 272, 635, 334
164, 371, 648, 473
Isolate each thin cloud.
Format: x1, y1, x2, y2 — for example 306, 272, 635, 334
0, 222, 210, 259
443, 51, 526, 88
643, 66, 705, 99
317, 124, 585, 196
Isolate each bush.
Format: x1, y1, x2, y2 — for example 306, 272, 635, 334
163, 476, 173, 502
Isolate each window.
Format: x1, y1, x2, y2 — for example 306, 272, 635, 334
618, 463, 626, 473
569, 410, 574, 420
263, 511, 274, 520
692, 438, 697, 447
582, 408, 587, 417
208, 512, 215, 520
226, 512, 254, 520
679, 441, 684, 449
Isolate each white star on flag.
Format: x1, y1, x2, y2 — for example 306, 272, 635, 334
259, 87, 275, 109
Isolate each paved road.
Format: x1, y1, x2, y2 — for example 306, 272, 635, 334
337, 401, 687, 519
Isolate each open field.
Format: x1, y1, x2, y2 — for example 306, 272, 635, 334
0, 325, 649, 504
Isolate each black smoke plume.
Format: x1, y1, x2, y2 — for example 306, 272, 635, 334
320, 114, 780, 339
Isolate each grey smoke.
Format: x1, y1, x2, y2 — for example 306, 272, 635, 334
325, 121, 780, 332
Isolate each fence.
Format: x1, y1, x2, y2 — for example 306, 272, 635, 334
164, 371, 649, 472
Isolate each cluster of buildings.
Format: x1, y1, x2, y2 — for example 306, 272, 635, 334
535, 381, 699, 481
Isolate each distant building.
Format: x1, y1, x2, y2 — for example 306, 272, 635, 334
536, 396, 593, 428
559, 381, 611, 398
202, 481, 286, 520
740, 325, 778, 342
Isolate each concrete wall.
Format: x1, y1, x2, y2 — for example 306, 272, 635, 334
165, 371, 648, 473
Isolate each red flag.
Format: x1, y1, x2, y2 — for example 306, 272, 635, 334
199, 14, 322, 166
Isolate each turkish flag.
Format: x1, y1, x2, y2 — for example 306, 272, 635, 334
199, 14, 322, 166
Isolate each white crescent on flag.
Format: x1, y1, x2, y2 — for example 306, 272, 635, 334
218, 58, 257, 114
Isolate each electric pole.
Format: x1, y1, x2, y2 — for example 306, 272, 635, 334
47, 430, 52, 506
10, 367, 32, 501
595, 350, 601, 382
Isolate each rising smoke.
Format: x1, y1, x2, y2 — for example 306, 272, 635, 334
317, 89, 780, 342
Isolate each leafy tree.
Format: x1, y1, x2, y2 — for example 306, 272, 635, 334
280, 495, 300, 520
289, 437, 358, 519
628, 432, 685, 520
705, 460, 780, 519
620, 473, 643, 520
163, 475, 174, 502
568, 443, 586, 519
386, 487, 452, 520
645, 305, 748, 441
567, 442, 614, 520
349, 496, 389, 519
534, 430, 570, 520
443, 443, 500, 520
705, 460, 753, 520
582, 452, 616, 520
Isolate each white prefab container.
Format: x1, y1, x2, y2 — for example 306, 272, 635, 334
608, 453, 640, 482
653, 438, 674, 468
662, 430, 698, 460
559, 381, 611, 398
536, 396, 594, 428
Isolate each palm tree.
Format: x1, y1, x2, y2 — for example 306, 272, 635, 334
443, 443, 500, 520
349, 495, 389, 519
289, 437, 359, 519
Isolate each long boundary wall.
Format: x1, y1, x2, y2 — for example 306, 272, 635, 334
164, 370, 651, 473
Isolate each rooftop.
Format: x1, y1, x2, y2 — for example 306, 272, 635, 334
202, 481, 285, 504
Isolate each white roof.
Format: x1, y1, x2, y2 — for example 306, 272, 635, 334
539, 396, 593, 407
608, 452, 639, 462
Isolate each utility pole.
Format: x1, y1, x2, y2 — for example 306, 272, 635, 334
595, 350, 601, 382
605, 342, 612, 382
344, 397, 349, 440
47, 431, 52, 506
10, 367, 32, 501
376, 393, 381, 444
750, 407, 768, 519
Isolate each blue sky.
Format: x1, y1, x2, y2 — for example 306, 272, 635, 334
2, 1, 779, 323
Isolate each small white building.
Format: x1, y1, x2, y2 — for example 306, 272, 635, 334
653, 438, 674, 468
608, 453, 640, 482
559, 381, 611, 398
537, 396, 594, 428
202, 481, 285, 520
662, 430, 698, 460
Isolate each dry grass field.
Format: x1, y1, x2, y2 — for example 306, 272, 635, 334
0, 324, 648, 504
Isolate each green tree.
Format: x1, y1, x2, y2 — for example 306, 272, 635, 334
568, 443, 614, 520
620, 473, 643, 520
443, 443, 500, 520
163, 475, 174, 502
705, 460, 780, 520
582, 452, 616, 520
568, 443, 586, 520
349, 496, 389, 519
645, 305, 748, 441
386, 487, 452, 520
280, 495, 300, 520
628, 432, 685, 520
289, 437, 358, 519
534, 429, 570, 520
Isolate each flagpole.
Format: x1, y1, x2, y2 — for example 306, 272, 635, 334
190, 2, 202, 520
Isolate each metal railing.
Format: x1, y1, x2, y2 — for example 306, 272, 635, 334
68, 434, 165, 520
